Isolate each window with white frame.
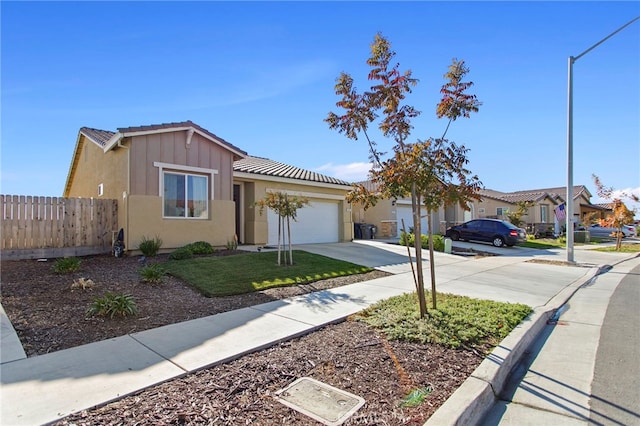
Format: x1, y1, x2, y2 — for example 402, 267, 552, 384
163, 172, 208, 218
496, 207, 508, 216
540, 205, 548, 222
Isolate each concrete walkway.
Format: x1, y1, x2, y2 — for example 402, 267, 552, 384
1, 240, 637, 425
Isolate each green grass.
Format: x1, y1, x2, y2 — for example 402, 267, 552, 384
518, 239, 565, 249
518, 237, 611, 249
355, 292, 532, 353
593, 243, 640, 253
163, 250, 372, 297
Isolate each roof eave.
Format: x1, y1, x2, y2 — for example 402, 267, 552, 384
63, 131, 85, 197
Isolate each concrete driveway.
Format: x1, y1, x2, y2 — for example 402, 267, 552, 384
295, 239, 632, 308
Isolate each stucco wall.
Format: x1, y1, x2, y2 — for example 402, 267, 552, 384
237, 178, 352, 245
127, 195, 235, 251
65, 135, 129, 234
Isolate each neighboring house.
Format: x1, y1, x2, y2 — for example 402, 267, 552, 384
233, 156, 353, 245
450, 185, 606, 235
64, 121, 354, 252
356, 183, 606, 238
351, 180, 447, 238
469, 188, 562, 235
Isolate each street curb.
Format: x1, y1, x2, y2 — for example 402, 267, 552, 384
0, 304, 27, 364
424, 265, 601, 426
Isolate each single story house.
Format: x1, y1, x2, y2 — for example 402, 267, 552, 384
356, 184, 608, 238
64, 121, 354, 252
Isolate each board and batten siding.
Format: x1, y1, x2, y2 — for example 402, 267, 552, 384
129, 131, 235, 201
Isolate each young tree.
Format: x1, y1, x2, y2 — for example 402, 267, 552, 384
327, 33, 481, 316
505, 201, 534, 228
592, 174, 638, 250
255, 192, 309, 265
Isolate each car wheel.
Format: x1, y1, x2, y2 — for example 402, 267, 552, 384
450, 231, 460, 241
492, 236, 505, 247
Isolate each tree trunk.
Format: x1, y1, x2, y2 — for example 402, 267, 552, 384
277, 214, 283, 265
411, 184, 427, 318
427, 210, 437, 310
287, 215, 293, 265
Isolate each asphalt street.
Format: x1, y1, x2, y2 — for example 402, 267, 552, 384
589, 263, 640, 426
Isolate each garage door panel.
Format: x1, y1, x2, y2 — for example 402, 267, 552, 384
396, 206, 430, 234
268, 201, 339, 245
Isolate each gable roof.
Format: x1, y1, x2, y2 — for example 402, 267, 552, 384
511, 185, 591, 200
480, 185, 591, 205
479, 189, 560, 204
234, 156, 350, 187
65, 121, 247, 196
104, 120, 247, 157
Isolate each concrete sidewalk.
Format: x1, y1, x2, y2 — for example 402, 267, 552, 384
1, 240, 636, 425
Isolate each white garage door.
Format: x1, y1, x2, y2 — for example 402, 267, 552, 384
396, 205, 430, 235
267, 201, 339, 245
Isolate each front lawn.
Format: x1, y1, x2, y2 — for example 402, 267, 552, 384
593, 243, 640, 253
518, 239, 565, 249
163, 250, 372, 296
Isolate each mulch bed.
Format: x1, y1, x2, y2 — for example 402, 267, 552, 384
1, 251, 484, 425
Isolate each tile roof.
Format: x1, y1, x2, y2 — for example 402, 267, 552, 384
234, 156, 350, 186
477, 189, 548, 203
80, 127, 115, 147
479, 185, 590, 204
511, 185, 590, 199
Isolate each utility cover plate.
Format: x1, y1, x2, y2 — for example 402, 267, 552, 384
275, 377, 365, 426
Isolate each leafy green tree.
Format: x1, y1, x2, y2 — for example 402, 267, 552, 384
256, 192, 309, 265
505, 201, 534, 228
327, 33, 481, 316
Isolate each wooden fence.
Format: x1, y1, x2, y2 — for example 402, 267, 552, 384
1, 195, 118, 260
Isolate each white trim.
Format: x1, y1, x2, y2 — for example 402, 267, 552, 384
265, 187, 344, 201
153, 161, 218, 199
97, 183, 104, 197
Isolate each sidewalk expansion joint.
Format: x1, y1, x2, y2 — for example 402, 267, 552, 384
128, 334, 189, 373
247, 306, 332, 327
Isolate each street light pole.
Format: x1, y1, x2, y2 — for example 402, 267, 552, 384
566, 16, 639, 263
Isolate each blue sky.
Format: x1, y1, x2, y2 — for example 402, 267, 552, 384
2, 1, 639, 214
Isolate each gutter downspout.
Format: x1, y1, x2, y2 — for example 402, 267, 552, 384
117, 140, 131, 253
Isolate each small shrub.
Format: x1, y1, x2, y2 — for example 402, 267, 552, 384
183, 241, 215, 255
70, 277, 95, 291
138, 235, 163, 257
399, 233, 445, 252
140, 264, 165, 283
432, 235, 445, 252
169, 247, 194, 260
226, 235, 238, 251
87, 292, 138, 318
53, 257, 81, 274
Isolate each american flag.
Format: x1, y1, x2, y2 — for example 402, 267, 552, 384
555, 203, 566, 221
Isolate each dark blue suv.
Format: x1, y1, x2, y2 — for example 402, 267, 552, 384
445, 219, 527, 247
